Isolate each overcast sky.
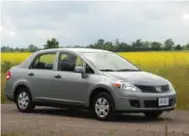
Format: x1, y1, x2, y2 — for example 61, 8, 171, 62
1, 1, 189, 48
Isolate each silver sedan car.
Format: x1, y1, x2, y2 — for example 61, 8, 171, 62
5, 48, 176, 120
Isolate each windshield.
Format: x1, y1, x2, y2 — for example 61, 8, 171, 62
81, 52, 140, 72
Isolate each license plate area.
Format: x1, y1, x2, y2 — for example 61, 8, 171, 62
158, 97, 169, 106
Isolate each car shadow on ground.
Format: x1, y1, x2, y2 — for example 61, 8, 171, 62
20, 107, 173, 123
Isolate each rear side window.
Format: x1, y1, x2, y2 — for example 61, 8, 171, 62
30, 53, 56, 70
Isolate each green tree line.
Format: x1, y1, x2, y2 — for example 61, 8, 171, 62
1, 38, 189, 52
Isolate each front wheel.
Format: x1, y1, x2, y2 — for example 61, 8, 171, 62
144, 111, 163, 118
16, 87, 35, 112
93, 92, 115, 121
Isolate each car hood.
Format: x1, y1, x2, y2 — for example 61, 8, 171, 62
103, 71, 168, 86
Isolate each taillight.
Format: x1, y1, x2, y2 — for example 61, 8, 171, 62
6, 71, 11, 80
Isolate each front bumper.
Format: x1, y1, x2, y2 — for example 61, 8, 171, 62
115, 91, 176, 112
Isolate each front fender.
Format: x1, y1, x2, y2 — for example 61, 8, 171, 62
87, 84, 117, 107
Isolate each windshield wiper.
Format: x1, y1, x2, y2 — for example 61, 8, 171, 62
100, 69, 115, 72
116, 69, 140, 72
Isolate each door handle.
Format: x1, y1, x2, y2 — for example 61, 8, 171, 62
28, 72, 34, 76
54, 75, 61, 78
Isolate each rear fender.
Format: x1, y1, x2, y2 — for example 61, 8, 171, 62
12, 79, 32, 96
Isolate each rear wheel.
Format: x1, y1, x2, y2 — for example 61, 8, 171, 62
16, 87, 35, 112
92, 92, 115, 121
144, 111, 163, 118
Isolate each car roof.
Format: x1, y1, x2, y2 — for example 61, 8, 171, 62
36, 48, 111, 54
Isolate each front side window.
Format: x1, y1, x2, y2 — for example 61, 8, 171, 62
30, 53, 56, 70
81, 52, 139, 72
58, 52, 94, 73
58, 52, 84, 72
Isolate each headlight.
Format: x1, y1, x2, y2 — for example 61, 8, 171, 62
112, 81, 141, 93
121, 82, 141, 92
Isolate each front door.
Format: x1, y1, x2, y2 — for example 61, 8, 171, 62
53, 52, 90, 105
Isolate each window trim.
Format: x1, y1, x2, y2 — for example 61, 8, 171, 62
29, 52, 57, 70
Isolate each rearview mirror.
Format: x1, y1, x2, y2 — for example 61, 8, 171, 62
74, 66, 87, 78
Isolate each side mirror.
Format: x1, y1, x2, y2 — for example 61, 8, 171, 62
74, 66, 87, 78
74, 66, 84, 73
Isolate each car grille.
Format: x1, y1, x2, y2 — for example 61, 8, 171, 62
135, 85, 169, 93
144, 98, 176, 108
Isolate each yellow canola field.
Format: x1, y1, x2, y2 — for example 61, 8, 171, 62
1, 51, 189, 109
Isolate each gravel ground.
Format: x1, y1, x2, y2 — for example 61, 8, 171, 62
1, 104, 189, 136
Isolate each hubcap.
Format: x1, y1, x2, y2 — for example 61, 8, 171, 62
95, 97, 110, 118
18, 92, 29, 110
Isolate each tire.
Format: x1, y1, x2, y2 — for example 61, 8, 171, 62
16, 87, 35, 113
144, 111, 163, 118
92, 92, 115, 121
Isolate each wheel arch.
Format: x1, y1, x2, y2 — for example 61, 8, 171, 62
13, 81, 32, 102
88, 85, 116, 109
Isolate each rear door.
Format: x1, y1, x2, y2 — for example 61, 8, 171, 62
27, 52, 57, 101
